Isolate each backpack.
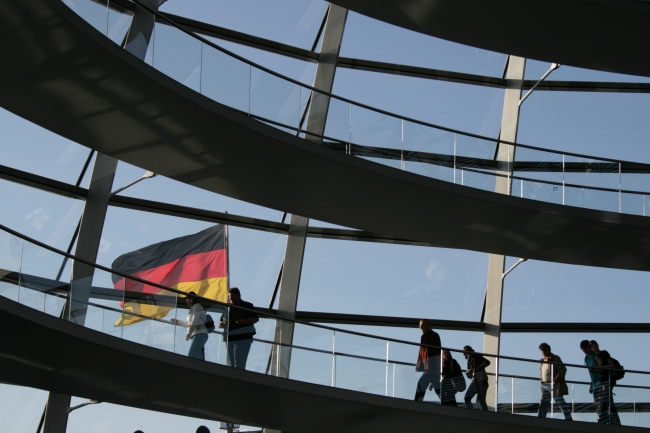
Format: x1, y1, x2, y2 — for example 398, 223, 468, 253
610, 357, 625, 381
204, 314, 216, 334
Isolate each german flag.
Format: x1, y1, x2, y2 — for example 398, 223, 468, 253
111, 225, 228, 326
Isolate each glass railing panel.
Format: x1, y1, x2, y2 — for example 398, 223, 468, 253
151, 22, 202, 93
288, 323, 335, 386
350, 106, 402, 170
402, 121, 455, 183
630, 384, 650, 427
120, 285, 177, 350
0, 230, 25, 303
16, 240, 72, 314
509, 376, 540, 416
84, 268, 125, 339
334, 332, 388, 395
385, 341, 417, 400
200, 44, 251, 113
456, 135, 498, 192
323, 98, 351, 145
241, 315, 276, 374
620, 192, 645, 216
564, 156, 620, 213
513, 147, 563, 204
621, 172, 650, 216
249, 68, 301, 130
107, 2, 133, 45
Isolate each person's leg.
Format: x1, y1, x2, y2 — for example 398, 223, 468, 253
414, 373, 431, 402
233, 339, 252, 369
477, 381, 489, 411
538, 384, 551, 418
553, 394, 573, 421
605, 383, 621, 425
440, 379, 453, 406
188, 334, 207, 360
464, 382, 478, 409
430, 356, 441, 398
226, 340, 235, 367
594, 386, 608, 424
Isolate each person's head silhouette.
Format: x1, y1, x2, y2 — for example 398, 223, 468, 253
196, 426, 210, 433
134, 431, 144, 433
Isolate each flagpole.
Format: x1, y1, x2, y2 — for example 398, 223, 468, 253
224, 212, 230, 290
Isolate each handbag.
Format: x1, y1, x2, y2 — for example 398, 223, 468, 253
451, 376, 466, 392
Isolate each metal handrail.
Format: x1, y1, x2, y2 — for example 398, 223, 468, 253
125, 0, 650, 168
3, 222, 645, 376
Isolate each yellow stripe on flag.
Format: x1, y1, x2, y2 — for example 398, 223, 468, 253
115, 277, 228, 326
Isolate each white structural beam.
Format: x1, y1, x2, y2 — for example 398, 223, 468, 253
483, 56, 526, 408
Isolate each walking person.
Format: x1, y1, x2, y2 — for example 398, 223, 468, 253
220, 287, 259, 369
590, 340, 621, 425
413, 319, 442, 402
170, 292, 208, 360
463, 346, 490, 410
538, 343, 573, 421
580, 339, 620, 424
441, 349, 464, 406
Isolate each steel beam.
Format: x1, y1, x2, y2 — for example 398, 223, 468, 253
42, 393, 70, 433
124, 0, 166, 59
268, 215, 309, 380
483, 56, 526, 408
304, 5, 348, 142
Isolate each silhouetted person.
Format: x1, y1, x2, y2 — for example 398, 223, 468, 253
196, 426, 210, 433
441, 349, 464, 406
589, 340, 621, 425
538, 342, 572, 420
219, 287, 259, 369
414, 319, 442, 402
463, 346, 490, 410
171, 292, 208, 360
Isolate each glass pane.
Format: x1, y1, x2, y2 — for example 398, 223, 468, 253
455, 135, 498, 192
299, 238, 488, 321
250, 67, 301, 130
403, 121, 454, 182
0, 384, 49, 433
112, 161, 284, 221
152, 23, 202, 92
334, 332, 387, 395
513, 147, 563, 205
0, 229, 23, 302
564, 156, 619, 212
0, 107, 93, 184
341, 12, 508, 77
107, 3, 132, 45
350, 106, 402, 170
200, 44, 251, 112
161, 0, 329, 50
289, 323, 334, 386
323, 98, 351, 144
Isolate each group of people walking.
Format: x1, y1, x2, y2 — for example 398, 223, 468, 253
414, 320, 624, 425
414, 319, 491, 410
170, 287, 259, 369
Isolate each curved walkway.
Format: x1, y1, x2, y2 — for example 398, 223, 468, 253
328, 0, 650, 78
2, 0, 650, 271
0, 295, 639, 433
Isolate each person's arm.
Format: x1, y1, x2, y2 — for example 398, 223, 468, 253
552, 355, 567, 382
600, 351, 616, 369
235, 302, 259, 325
475, 356, 491, 370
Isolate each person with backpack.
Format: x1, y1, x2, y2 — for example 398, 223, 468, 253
538, 342, 572, 420
171, 292, 209, 360
440, 349, 464, 406
590, 340, 621, 425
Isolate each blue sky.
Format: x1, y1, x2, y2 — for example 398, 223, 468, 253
1, 0, 650, 431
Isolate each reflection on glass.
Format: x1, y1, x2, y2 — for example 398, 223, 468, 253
250, 68, 301, 129
152, 23, 202, 92
201, 44, 251, 112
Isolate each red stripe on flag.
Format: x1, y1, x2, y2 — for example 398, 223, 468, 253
113, 249, 226, 294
